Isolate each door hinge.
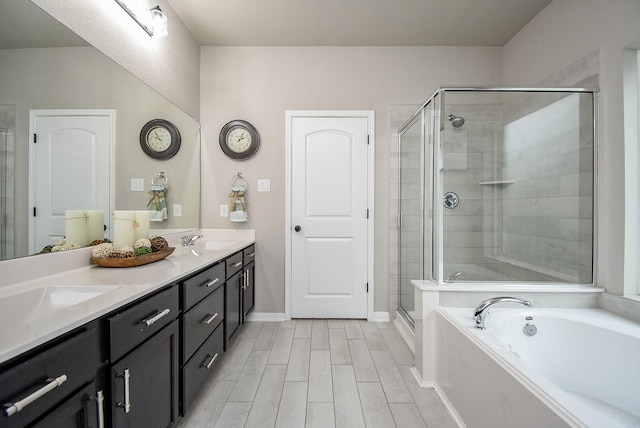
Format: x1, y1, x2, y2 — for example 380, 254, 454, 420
366, 209, 369, 219
367, 135, 370, 145
366, 283, 369, 293
33, 207, 37, 217
33, 134, 37, 143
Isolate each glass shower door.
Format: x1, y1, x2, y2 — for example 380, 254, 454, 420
398, 113, 424, 323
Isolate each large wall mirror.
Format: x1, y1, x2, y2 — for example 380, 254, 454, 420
0, 1, 200, 261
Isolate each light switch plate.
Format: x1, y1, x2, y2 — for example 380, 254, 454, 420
173, 204, 182, 217
257, 179, 271, 192
220, 204, 229, 217
131, 178, 144, 191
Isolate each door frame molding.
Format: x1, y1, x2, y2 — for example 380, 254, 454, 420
284, 110, 375, 320
28, 109, 116, 253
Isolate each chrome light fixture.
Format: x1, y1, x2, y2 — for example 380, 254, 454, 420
115, 0, 168, 38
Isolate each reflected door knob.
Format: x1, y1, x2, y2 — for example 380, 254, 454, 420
294, 225, 302, 232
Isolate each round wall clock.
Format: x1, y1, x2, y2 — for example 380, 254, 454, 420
140, 119, 181, 160
219, 120, 261, 160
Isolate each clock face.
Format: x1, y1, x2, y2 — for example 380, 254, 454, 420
146, 126, 172, 152
226, 127, 253, 153
139, 119, 181, 160
219, 120, 261, 160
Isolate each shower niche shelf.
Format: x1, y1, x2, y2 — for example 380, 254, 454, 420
478, 180, 515, 185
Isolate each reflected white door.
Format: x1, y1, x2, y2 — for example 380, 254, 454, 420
290, 115, 370, 318
29, 110, 113, 253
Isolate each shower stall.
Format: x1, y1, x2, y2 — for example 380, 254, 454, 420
396, 87, 597, 324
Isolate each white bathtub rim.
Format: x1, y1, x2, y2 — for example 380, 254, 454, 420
413, 280, 605, 293
437, 307, 612, 428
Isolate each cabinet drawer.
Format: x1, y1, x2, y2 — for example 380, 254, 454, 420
0, 326, 100, 428
225, 251, 243, 279
243, 245, 256, 264
109, 285, 178, 362
181, 324, 224, 415
182, 285, 224, 361
182, 262, 225, 310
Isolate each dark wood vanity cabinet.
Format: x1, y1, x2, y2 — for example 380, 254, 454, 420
179, 262, 225, 415
0, 322, 105, 428
107, 285, 180, 428
242, 245, 256, 323
226, 245, 256, 348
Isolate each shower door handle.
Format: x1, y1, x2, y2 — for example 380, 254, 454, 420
443, 192, 459, 209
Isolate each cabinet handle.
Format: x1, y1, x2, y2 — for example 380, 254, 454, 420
206, 278, 220, 287
90, 390, 105, 428
203, 353, 218, 369
142, 308, 171, 326
3, 374, 68, 417
116, 368, 131, 413
233, 261, 242, 268
247, 252, 255, 258
202, 312, 219, 325
243, 270, 248, 290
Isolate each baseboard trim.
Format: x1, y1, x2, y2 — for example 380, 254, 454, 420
248, 312, 287, 322
434, 382, 466, 428
410, 366, 434, 388
392, 315, 415, 354
372, 311, 390, 322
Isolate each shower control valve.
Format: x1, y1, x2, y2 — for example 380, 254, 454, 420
443, 192, 459, 209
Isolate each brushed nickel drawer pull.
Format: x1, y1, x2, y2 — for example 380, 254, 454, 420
90, 390, 105, 428
142, 308, 170, 326
3, 374, 68, 417
206, 278, 220, 287
232, 261, 242, 268
203, 353, 219, 369
116, 369, 131, 413
247, 252, 255, 258
203, 312, 219, 325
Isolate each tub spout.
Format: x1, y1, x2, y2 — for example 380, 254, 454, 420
473, 297, 532, 330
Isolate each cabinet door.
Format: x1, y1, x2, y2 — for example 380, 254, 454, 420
111, 320, 179, 428
243, 260, 255, 323
31, 382, 103, 428
225, 270, 242, 348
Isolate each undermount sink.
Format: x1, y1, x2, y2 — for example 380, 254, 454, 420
0, 285, 121, 326
204, 241, 239, 251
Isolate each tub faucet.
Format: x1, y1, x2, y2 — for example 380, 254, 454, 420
473, 297, 532, 330
445, 271, 464, 282
181, 234, 204, 246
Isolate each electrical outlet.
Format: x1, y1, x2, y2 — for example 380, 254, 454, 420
130, 178, 144, 191
173, 204, 182, 217
220, 204, 229, 217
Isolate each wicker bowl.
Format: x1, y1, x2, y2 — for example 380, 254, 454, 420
90, 247, 175, 268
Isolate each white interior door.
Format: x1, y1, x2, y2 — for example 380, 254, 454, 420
290, 114, 371, 318
29, 110, 113, 253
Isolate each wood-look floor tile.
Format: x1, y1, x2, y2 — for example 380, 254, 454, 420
214, 337, 256, 381
379, 328, 414, 366
357, 382, 397, 428
360, 322, 387, 351
244, 364, 287, 428
344, 320, 365, 339
228, 349, 269, 401
332, 365, 365, 428
308, 350, 333, 402
253, 321, 279, 350
179, 379, 235, 427
242, 321, 265, 338
348, 339, 379, 382
306, 402, 335, 428
389, 403, 427, 428
275, 381, 308, 428
286, 339, 311, 382
268, 327, 295, 364
329, 328, 351, 364
212, 401, 252, 428
327, 319, 344, 329
370, 350, 413, 403
311, 320, 329, 350
294, 319, 312, 338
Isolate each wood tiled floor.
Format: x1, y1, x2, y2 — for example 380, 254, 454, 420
179, 320, 457, 428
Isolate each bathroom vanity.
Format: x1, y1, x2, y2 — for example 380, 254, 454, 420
0, 231, 255, 428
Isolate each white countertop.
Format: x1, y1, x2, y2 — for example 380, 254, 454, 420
0, 229, 255, 364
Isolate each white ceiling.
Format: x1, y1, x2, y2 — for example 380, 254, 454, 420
167, 0, 553, 46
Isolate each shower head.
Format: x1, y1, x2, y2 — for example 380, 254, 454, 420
448, 114, 465, 128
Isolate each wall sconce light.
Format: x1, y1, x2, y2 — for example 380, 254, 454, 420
115, 0, 168, 38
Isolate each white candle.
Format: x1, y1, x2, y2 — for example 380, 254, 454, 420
113, 210, 136, 250
134, 211, 150, 241
65, 210, 89, 246
87, 210, 104, 243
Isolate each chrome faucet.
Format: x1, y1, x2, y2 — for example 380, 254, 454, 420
444, 271, 464, 282
181, 234, 204, 246
473, 297, 532, 329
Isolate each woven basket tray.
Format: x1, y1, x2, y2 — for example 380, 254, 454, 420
90, 247, 175, 268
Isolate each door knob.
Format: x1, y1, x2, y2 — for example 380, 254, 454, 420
294, 225, 301, 232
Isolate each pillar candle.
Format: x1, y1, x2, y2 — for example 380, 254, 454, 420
134, 211, 150, 241
65, 210, 89, 247
113, 210, 136, 250
87, 210, 104, 243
